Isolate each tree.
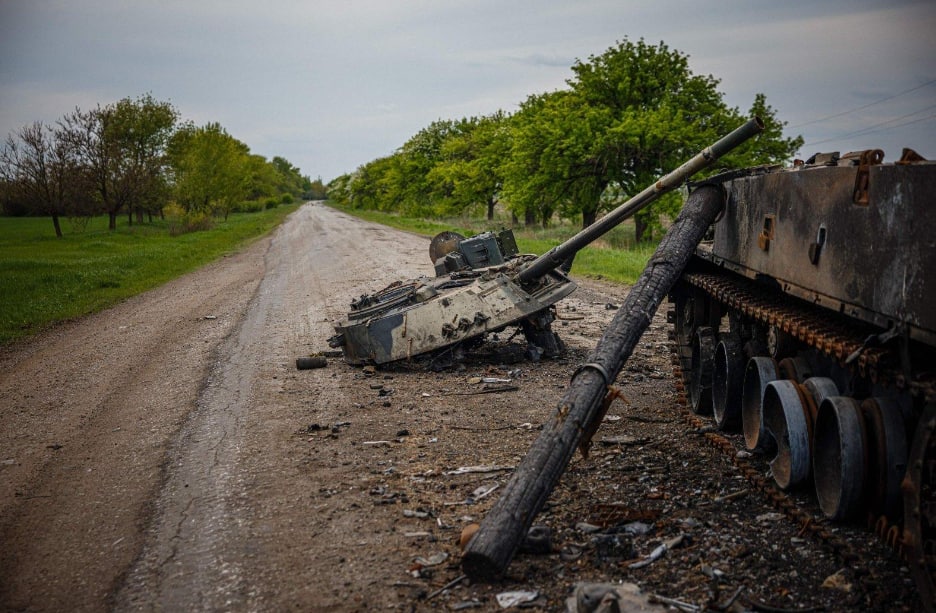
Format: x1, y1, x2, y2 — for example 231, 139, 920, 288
500, 91, 578, 227
270, 156, 308, 197
242, 154, 279, 202
0, 122, 86, 237
306, 176, 327, 200
168, 122, 249, 219
59, 94, 178, 230
505, 39, 802, 241
326, 174, 352, 205
427, 112, 509, 220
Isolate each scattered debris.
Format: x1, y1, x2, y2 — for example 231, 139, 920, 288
444, 465, 513, 476
412, 552, 448, 567
599, 434, 643, 446
648, 593, 700, 612
591, 532, 635, 563
621, 521, 653, 536
425, 574, 467, 601
710, 489, 749, 504
296, 355, 327, 369
496, 590, 539, 608
821, 568, 852, 592
567, 582, 667, 613
441, 384, 519, 396
518, 525, 553, 554
628, 534, 685, 569
445, 484, 500, 507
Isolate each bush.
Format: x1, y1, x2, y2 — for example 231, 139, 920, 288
164, 202, 215, 235
280, 193, 294, 204
264, 197, 279, 210
233, 200, 264, 213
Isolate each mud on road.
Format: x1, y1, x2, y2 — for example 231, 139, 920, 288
0, 203, 921, 611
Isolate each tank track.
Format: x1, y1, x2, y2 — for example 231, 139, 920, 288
683, 272, 934, 401
669, 269, 935, 610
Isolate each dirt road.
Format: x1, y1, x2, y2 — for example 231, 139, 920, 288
0, 203, 920, 611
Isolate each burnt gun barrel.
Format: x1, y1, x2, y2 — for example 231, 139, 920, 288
515, 116, 765, 285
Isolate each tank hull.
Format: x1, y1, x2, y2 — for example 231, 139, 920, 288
672, 152, 936, 610
333, 267, 576, 365
700, 160, 936, 345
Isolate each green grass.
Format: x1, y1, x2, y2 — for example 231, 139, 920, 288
0, 206, 298, 344
0, 202, 654, 345
327, 203, 657, 285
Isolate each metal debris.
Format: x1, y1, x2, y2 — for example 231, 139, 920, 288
444, 465, 513, 476
628, 534, 684, 569
496, 590, 539, 608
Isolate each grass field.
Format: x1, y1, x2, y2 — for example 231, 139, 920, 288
0, 206, 298, 345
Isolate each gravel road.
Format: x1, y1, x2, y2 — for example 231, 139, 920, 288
0, 203, 921, 612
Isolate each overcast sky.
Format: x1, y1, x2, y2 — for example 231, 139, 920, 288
1, 0, 934, 182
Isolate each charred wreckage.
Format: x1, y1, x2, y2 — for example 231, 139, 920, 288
325, 118, 936, 608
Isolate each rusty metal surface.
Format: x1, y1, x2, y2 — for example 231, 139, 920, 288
702, 159, 936, 348
684, 272, 936, 401
428, 231, 465, 263
903, 402, 936, 612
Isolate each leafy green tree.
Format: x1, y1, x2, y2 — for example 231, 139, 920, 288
500, 91, 578, 227
721, 93, 804, 169
306, 176, 327, 200
58, 94, 178, 230
427, 112, 509, 219
270, 156, 309, 197
242, 154, 280, 202
392, 119, 471, 216
168, 122, 249, 219
504, 39, 802, 241
351, 155, 405, 211
326, 174, 352, 205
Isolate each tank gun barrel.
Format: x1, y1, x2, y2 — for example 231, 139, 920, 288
515, 116, 764, 285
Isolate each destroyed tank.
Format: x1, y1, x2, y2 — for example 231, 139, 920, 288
328, 118, 765, 366
669, 148, 936, 607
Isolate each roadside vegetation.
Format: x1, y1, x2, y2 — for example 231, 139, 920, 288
330, 204, 656, 285
0, 206, 297, 344
0, 93, 326, 238
0, 92, 319, 345
328, 38, 803, 243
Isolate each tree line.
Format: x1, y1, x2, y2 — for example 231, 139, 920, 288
0, 93, 326, 237
327, 39, 804, 243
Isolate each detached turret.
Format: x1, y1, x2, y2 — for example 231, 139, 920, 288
328, 117, 764, 365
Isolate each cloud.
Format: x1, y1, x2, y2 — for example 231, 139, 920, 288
1, 0, 934, 179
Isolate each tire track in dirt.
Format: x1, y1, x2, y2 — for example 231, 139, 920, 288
113, 203, 430, 610
0, 224, 268, 611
